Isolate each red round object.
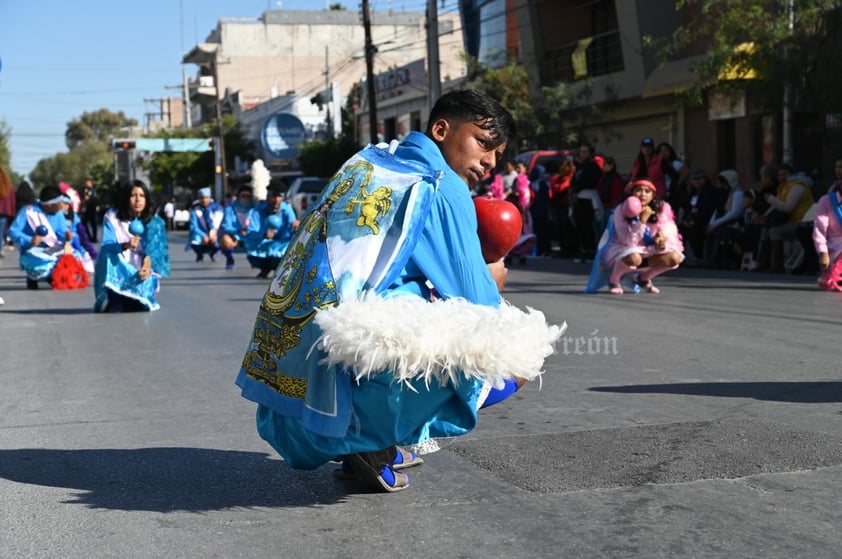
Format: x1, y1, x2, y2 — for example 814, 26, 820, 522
474, 197, 522, 263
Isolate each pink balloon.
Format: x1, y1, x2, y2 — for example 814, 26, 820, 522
622, 196, 642, 218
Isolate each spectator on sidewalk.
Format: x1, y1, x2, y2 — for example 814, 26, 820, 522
0, 166, 16, 258
757, 163, 814, 273
705, 170, 746, 268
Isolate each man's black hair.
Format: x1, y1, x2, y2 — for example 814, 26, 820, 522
425, 89, 516, 149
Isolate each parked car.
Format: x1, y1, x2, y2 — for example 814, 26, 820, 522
173, 208, 191, 229
515, 150, 573, 175
287, 176, 330, 219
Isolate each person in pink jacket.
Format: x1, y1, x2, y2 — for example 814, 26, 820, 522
603, 178, 684, 294
813, 159, 842, 290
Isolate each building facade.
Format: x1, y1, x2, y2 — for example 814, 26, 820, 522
501, 0, 837, 186
182, 8, 464, 175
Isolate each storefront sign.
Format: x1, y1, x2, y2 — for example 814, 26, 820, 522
261, 113, 307, 160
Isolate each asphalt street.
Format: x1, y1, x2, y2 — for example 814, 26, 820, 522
1, 231, 841, 558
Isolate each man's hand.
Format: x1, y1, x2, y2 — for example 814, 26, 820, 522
265, 229, 276, 240
128, 236, 141, 250
487, 259, 508, 292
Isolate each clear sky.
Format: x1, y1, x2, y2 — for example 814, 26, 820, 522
0, 0, 430, 179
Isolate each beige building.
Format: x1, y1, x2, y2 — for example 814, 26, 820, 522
182, 9, 463, 141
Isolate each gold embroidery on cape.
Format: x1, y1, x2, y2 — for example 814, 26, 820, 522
242, 160, 374, 396
345, 184, 392, 234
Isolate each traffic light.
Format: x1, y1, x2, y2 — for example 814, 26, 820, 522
310, 87, 332, 110
113, 139, 136, 150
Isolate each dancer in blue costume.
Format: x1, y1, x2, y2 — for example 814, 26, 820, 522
186, 187, 224, 262
94, 180, 170, 312
236, 90, 562, 492
242, 184, 299, 278
219, 184, 255, 270
8, 185, 76, 289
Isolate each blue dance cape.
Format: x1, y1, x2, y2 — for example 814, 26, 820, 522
235, 144, 442, 464
94, 214, 169, 312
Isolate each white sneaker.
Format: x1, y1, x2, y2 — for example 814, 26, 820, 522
0, 296, 5, 305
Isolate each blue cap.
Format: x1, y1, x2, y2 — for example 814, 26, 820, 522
198, 187, 212, 198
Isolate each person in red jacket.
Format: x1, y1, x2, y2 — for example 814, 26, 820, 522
600, 156, 625, 210
631, 137, 667, 198
549, 156, 576, 257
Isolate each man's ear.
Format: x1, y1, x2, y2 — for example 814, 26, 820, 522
429, 118, 450, 143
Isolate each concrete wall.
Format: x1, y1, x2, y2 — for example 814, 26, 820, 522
210, 10, 464, 104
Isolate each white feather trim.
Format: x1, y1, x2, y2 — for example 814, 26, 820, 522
313, 293, 565, 387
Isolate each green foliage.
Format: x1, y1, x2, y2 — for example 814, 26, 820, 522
143, 115, 256, 195
463, 56, 576, 151
343, 82, 362, 138
298, 135, 359, 177
465, 57, 539, 152
30, 141, 112, 189
652, 0, 842, 114
0, 119, 12, 172
0, 119, 23, 184
65, 108, 137, 150
25, 108, 134, 187
142, 128, 206, 193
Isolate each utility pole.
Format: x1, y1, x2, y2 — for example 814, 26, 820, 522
362, 0, 378, 144
213, 55, 228, 198
426, 0, 441, 109
182, 67, 193, 129
324, 45, 333, 139
782, 0, 794, 165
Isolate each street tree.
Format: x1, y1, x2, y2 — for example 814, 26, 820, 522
650, 1, 842, 118
65, 109, 137, 150
26, 108, 135, 188
29, 141, 111, 190
143, 115, 256, 195
0, 119, 12, 172
0, 119, 24, 184
464, 56, 577, 153
465, 57, 539, 154
143, 128, 205, 194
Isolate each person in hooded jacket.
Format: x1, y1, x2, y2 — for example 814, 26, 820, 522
704, 170, 746, 268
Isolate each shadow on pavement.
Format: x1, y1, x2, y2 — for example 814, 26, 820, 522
591, 381, 842, 403
2, 307, 92, 315
0, 447, 347, 511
